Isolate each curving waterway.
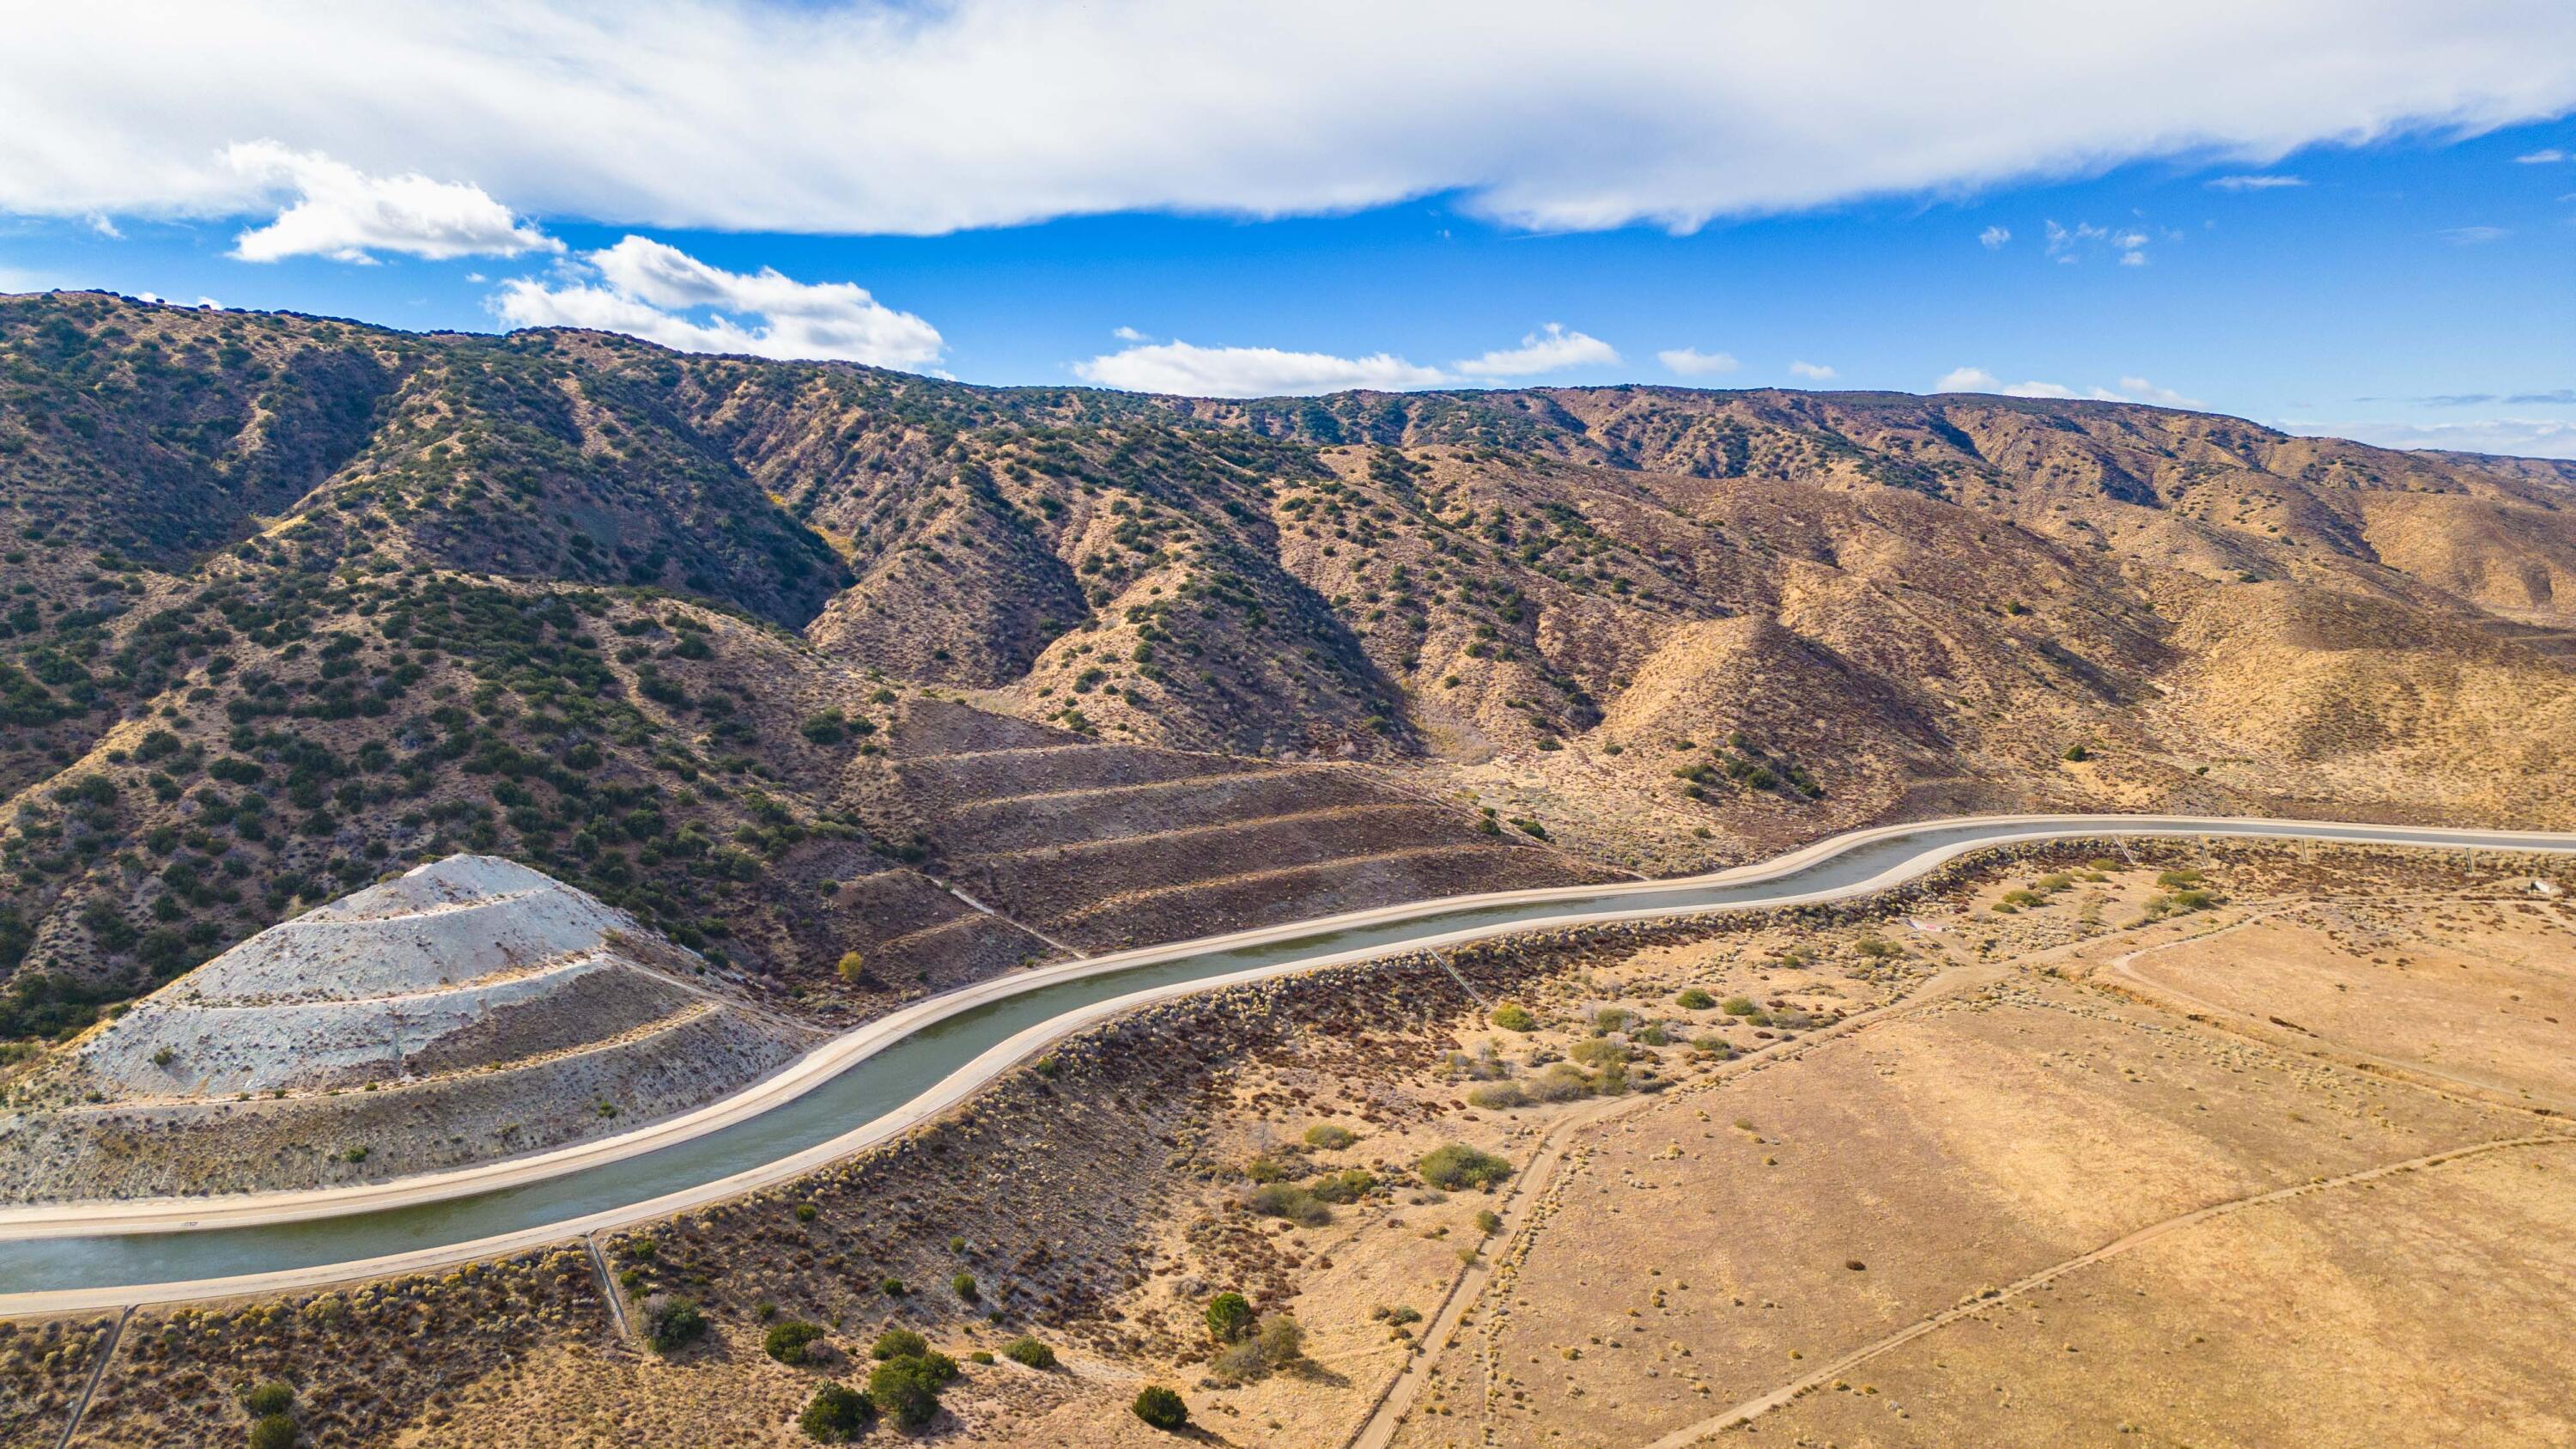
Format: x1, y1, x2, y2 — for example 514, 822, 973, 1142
4, 814, 2569, 1312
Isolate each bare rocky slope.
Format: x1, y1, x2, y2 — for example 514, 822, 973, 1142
1, 289, 2572, 1069
0, 855, 819, 1200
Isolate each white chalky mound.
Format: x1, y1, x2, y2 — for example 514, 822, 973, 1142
60, 855, 712, 1097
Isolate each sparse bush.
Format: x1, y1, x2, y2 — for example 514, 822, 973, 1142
1467, 1081, 1528, 1110
872, 1328, 929, 1361
249, 1414, 297, 1449
1675, 988, 1716, 1010
765, 1318, 829, 1365
1593, 1007, 1632, 1033
1526, 1062, 1591, 1101
645, 1295, 707, 1354
1248, 1181, 1330, 1225
1475, 1209, 1503, 1234
1490, 1002, 1537, 1032
1206, 1292, 1255, 1342
1419, 1143, 1512, 1191
1309, 1167, 1376, 1202
1133, 1385, 1190, 1431
241, 1382, 295, 1416
951, 1271, 978, 1302
1303, 1123, 1358, 1150
799, 1384, 874, 1441
1001, 1335, 1056, 1370
1722, 995, 1759, 1016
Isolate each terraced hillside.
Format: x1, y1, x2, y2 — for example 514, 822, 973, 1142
847, 702, 1597, 951
0, 855, 822, 1199
2, 289, 2572, 1067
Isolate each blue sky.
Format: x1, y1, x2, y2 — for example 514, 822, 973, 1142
2, 2, 2571, 454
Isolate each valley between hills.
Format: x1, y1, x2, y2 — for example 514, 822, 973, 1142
1, 289, 2574, 1446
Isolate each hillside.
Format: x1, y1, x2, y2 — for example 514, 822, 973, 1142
2, 289, 2572, 1060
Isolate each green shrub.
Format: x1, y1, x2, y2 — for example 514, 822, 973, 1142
249, 1415, 297, 1449
764, 1318, 829, 1365
1722, 995, 1759, 1016
1675, 988, 1716, 1010
1490, 1002, 1537, 1032
1132, 1385, 1189, 1431
645, 1296, 706, 1354
1001, 1335, 1056, 1370
951, 1271, 979, 1302
1467, 1081, 1528, 1110
872, 1328, 928, 1361
867, 1355, 948, 1430
799, 1384, 873, 1442
1206, 1292, 1255, 1342
1418, 1144, 1512, 1191
1593, 1007, 1632, 1033
1474, 1209, 1503, 1234
241, 1382, 295, 1416
1303, 1123, 1358, 1150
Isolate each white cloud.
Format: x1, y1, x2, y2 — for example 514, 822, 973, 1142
9, 4, 2576, 237
1789, 361, 1837, 381
1978, 224, 2011, 248
83, 213, 122, 239
225, 142, 559, 263
2514, 148, 2568, 162
493, 236, 944, 368
1658, 346, 1741, 376
1073, 321, 1618, 395
2206, 173, 2306, 189
2116, 375, 2201, 408
1454, 323, 1618, 379
1935, 367, 2001, 393
1072, 340, 1448, 396
2286, 417, 2576, 459
1112, 325, 1150, 342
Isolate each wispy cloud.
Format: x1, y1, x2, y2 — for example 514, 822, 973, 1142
2438, 225, 2510, 243
1789, 360, 1837, 381
494, 236, 942, 367
1934, 367, 2197, 406
227, 142, 559, 263
2514, 149, 2568, 163
2206, 174, 2306, 190
1657, 346, 1741, 377
2044, 218, 2157, 265
1978, 224, 2011, 249
2287, 417, 2576, 460
2389, 387, 2576, 406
